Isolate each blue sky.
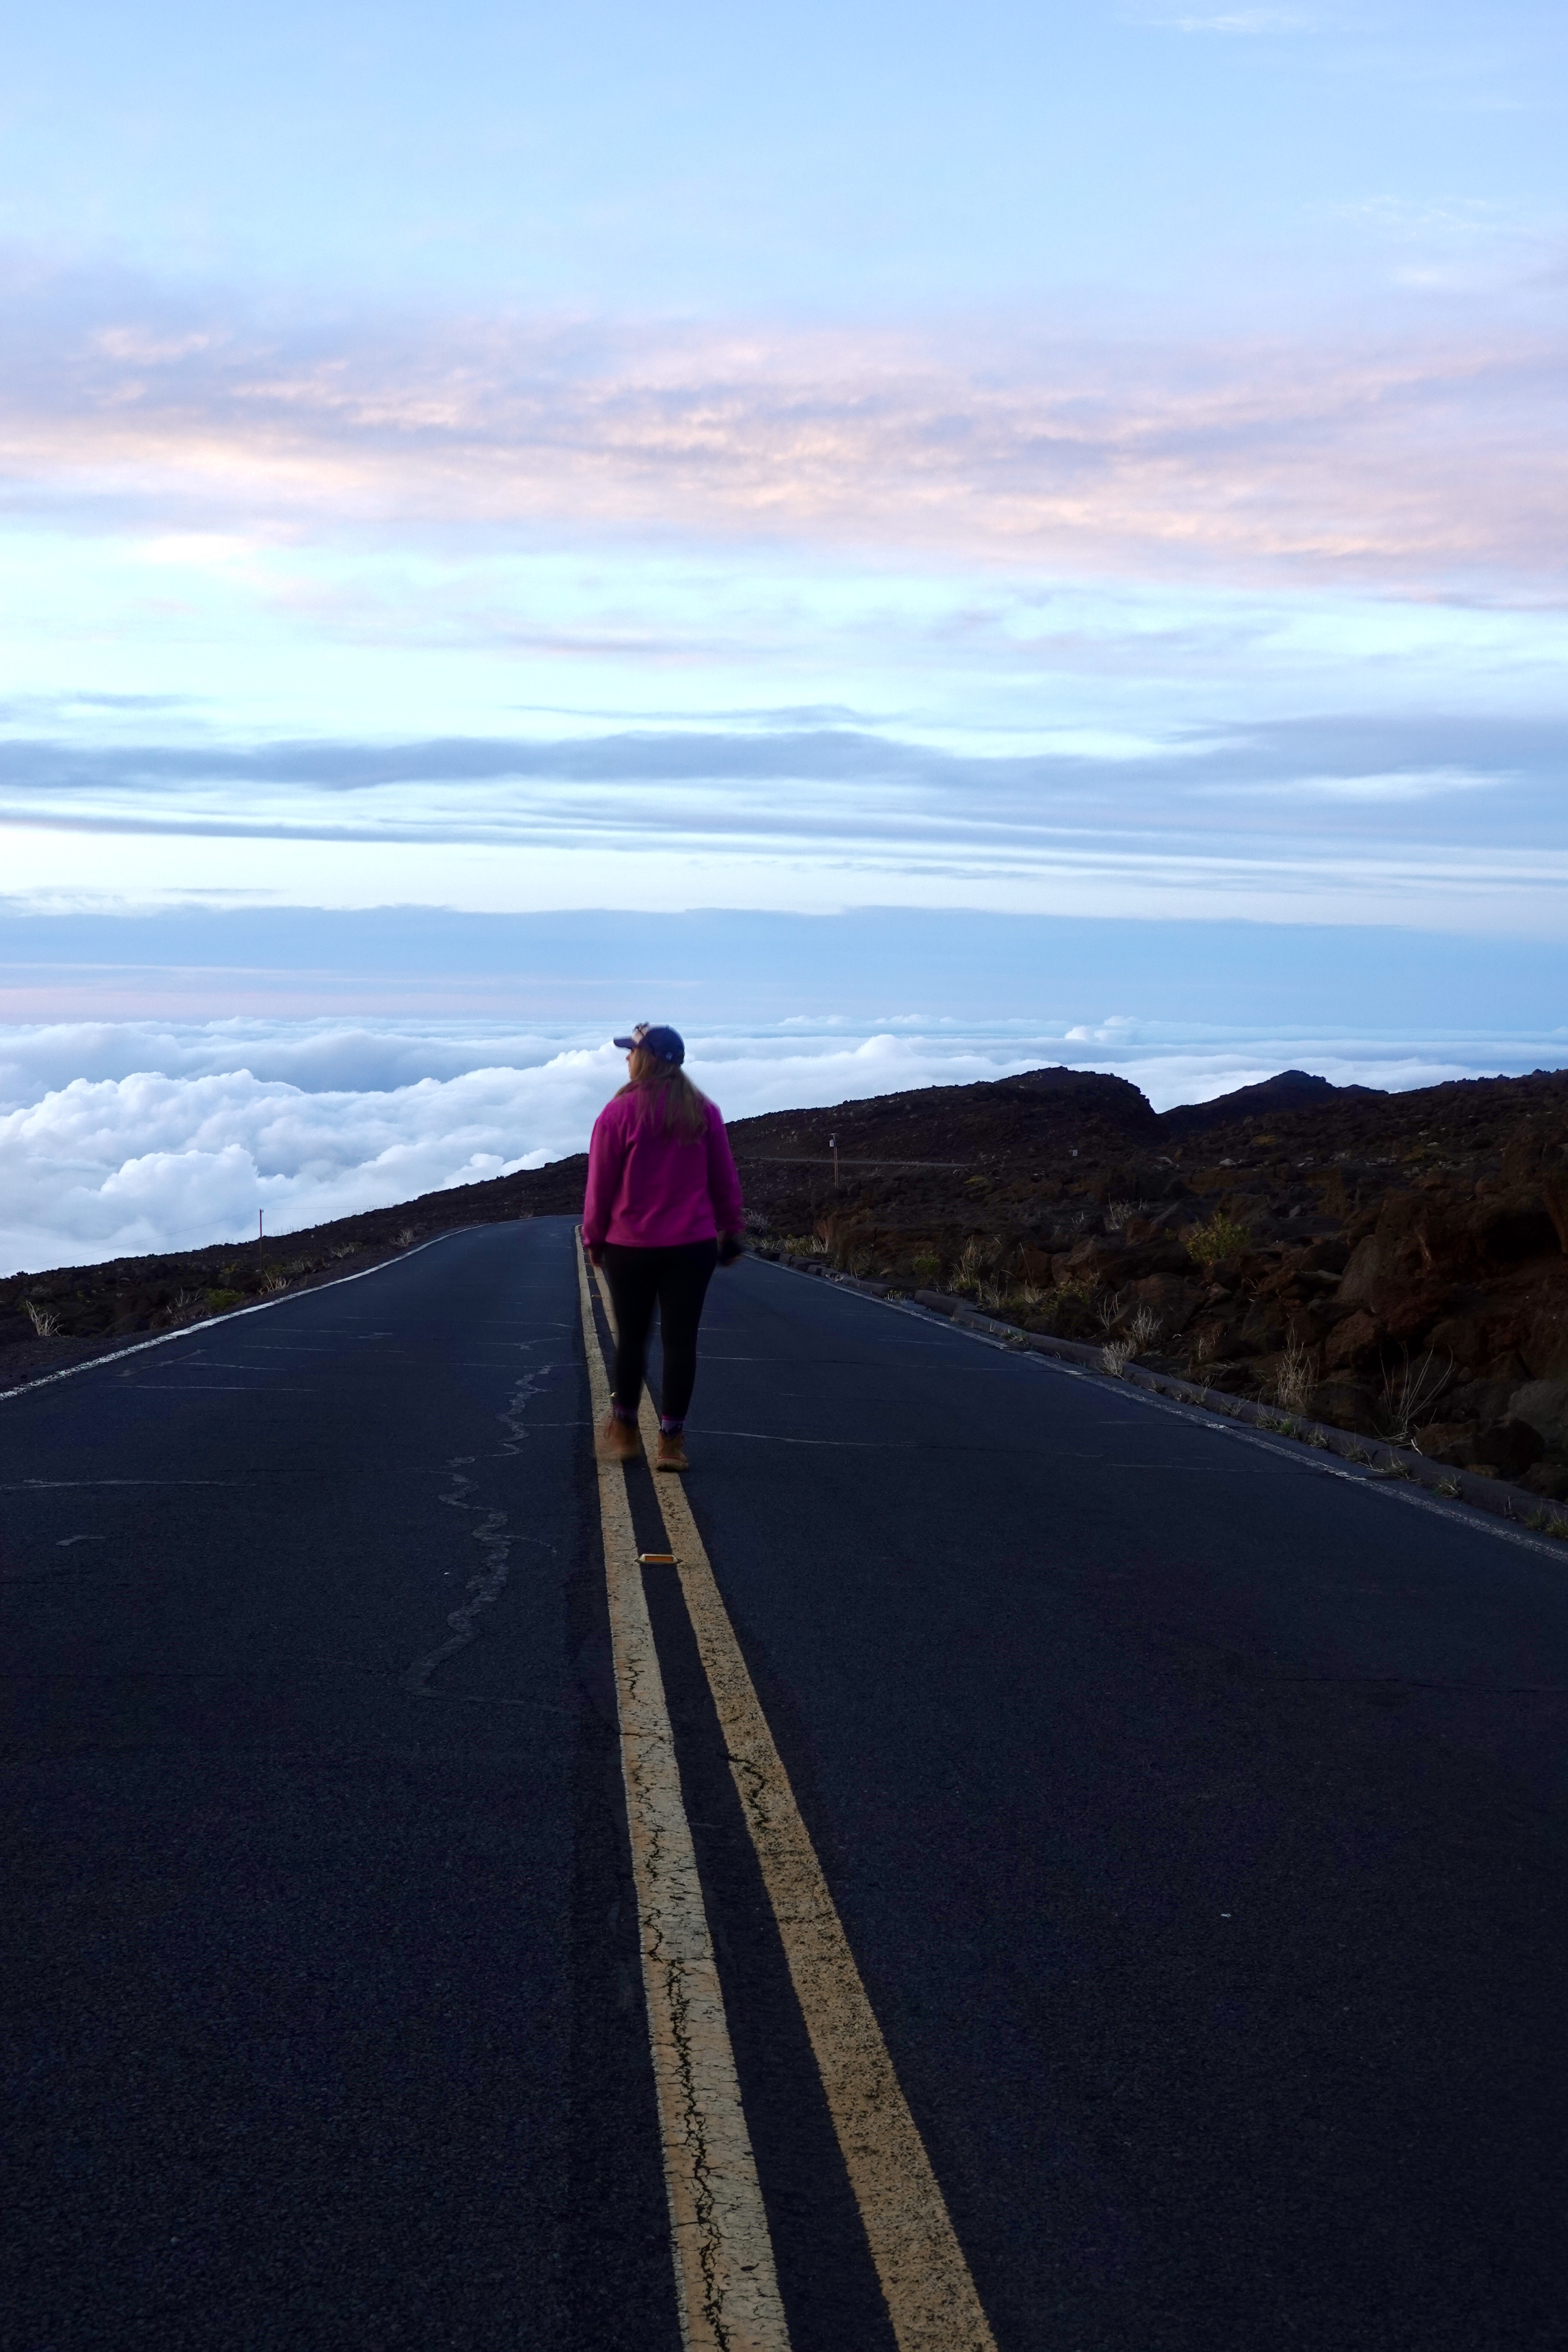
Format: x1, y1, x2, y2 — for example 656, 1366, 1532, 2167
8, 2, 1564, 312
2, 0, 1566, 973
2, 2, 1566, 1268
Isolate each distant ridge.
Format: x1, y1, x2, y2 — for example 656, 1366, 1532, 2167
724, 1063, 1390, 1162
1158, 1068, 1383, 1141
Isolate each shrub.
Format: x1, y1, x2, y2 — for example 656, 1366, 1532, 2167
910, 1250, 941, 1280
1184, 1212, 1251, 1267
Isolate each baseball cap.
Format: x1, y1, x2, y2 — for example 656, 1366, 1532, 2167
612, 1022, 685, 1064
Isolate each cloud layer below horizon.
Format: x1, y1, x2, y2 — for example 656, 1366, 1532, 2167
4, 1014, 1564, 1277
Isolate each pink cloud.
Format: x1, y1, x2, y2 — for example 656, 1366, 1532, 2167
3, 258, 1565, 594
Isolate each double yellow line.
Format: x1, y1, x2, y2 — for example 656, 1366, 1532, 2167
576, 1235, 996, 2352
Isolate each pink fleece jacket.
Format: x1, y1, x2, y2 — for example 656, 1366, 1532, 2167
582, 1088, 746, 1250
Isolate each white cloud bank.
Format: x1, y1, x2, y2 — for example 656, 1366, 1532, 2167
3, 1016, 1565, 1275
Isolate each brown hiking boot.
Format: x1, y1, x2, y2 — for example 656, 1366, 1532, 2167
596, 1411, 641, 1462
655, 1429, 690, 1473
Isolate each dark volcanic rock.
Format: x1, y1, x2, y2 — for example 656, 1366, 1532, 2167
1420, 1416, 1546, 1478
1507, 1378, 1568, 1452
730, 1065, 1158, 1173
1159, 1068, 1381, 1141
1324, 1309, 1382, 1372
1309, 1378, 1380, 1433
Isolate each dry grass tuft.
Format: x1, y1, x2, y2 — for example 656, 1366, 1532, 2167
1379, 1348, 1452, 1447
953, 1238, 992, 1294
1273, 1329, 1317, 1414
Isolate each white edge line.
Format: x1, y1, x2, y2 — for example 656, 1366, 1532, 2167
0, 1230, 466, 1404
751, 1256, 1568, 1570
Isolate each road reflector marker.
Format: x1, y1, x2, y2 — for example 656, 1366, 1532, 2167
575, 1237, 790, 2352
590, 1255, 997, 2352
639, 1551, 678, 1564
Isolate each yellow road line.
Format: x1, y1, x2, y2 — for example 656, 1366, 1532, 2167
574, 1239, 789, 2352
590, 1256, 997, 2352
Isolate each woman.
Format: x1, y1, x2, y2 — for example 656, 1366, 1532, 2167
582, 1023, 746, 1472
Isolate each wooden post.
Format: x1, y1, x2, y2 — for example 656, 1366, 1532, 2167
830, 1133, 839, 1187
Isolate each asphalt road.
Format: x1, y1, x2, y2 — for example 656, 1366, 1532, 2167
3, 1218, 1564, 2349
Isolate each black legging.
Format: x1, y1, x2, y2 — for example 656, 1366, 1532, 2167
600, 1240, 719, 1424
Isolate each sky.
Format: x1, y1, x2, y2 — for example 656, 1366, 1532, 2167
1, 2, 1565, 1267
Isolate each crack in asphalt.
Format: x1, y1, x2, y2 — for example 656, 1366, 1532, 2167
634, 1732, 737, 2350
400, 1363, 556, 1695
